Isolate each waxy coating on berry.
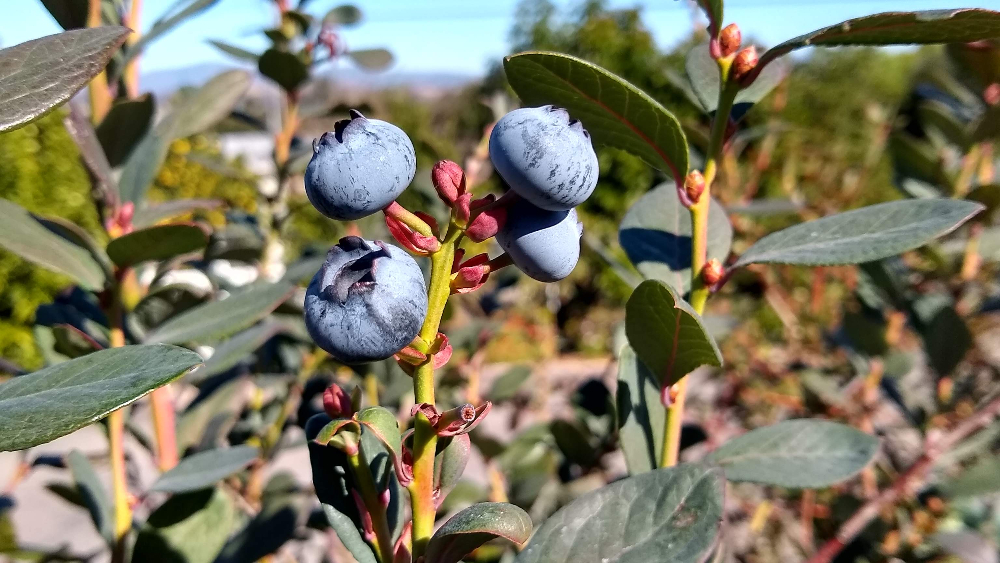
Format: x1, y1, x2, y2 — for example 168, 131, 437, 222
496, 199, 583, 283
305, 236, 428, 364
305, 110, 416, 221
489, 105, 598, 211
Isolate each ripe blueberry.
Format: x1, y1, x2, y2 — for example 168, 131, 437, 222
305, 236, 427, 364
489, 106, 598, 211
496, 199, 582, 282
305, 110, 416, 221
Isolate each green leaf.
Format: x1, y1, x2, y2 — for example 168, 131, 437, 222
324, 5, 363, 26
106, 223, 209, 267
706, 419, 879, 488
942, 455, 1000, 498
916, 100, 970, 150
0, 199, 106, 291
356, 406, 401, 455
435, 435, 471, 501
67, 450, 114, 545
487, 365, 532, 402
516, 464, 724, 563
696, 0, 723, 36
150, 445, 259, 493
0, 345, 202, 451
752, 10, 1000, 84
616, 345, 664, 475
40, 0, 89, 30
133, 487, 237, 563
133, 199, 224, 229
114, 0, 221, 82
733, 199, 983, 268
347, 48, 393, 70
0, 27, 130, 133
216, 475, 301, 562
619, 184, 732, 295
97, 95, 155, 167
118, 113, 178, 205
504, 51, 689, 181
685, 44, 786, 121
625, 280, 723, 387
195, 322, 283, 381
258, 49, 309, 93
145, 282, 295, 345
322, 505, 377, 563
207, 40, 259, 63
172, 70, 252, 139
64, 105, 119, 199
426, 502, 532, 563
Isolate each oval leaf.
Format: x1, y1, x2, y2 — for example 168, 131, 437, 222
426, 502, 532, 563
619, 184, 732, 295
106, 224, 209, 267
0, 199, 107, 290
504, 51, 689, 182
751, 10, 1000, 84
942, 455, 1000, 499
325, 5, 363, 26
195, 322, 283, 381
356, 406, 401, 456
67, 450, 114, 545
258, 49, 309, 93
0, 27, 130, 133
616, 345, 664, 475
516, 464, 724, 563
734, 199, 983, 268
347, 48, 393, 70
706, 419, 879, 488
625, 280, 723, 387
173, 70, 252, 139
133, 199, 224, 229
0, 345, 202, 451
151, 445, 259, 493
145, 282, 295, 345
133, 487, 238, 563
207, 40, 260, 63
97, 95, 155, 167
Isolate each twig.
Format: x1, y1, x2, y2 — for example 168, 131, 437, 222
806, 393, 1000, 563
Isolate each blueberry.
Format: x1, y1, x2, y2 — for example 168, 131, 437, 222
496, 199, 582, 282
305, 236, 427, 363
305, 110, 416, 220
489, 106, 598, 211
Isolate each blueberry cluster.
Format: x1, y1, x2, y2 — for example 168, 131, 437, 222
302, 106, 598, 364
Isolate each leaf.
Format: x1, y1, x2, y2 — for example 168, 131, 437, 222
67, 450, 114, 545
706, 419, 879, 488
324, 5, 363, 26
196, 322, 282, 381
916, 99, 970, 150
132, 487, 237, 563
145, 282, 295, 345
97, 95, 155, 167
118, 113, 179, 205
63, 105, 119, 199
114, 0, 221, 82
356, 406, 401, 455
0, 199, 106, 291
106, 223, 209, 267
751, 10, 1000, 83
625, 280, 723, 387
207, 40, 259, 63
733, 199, 983, 268
322, 505, 377, 563
258, 49, 309, 93
504, 52, 689, 181
616, 345, 664, 475
0, 27, 129, 133
40, 0, 89, 30
133, 199, 224, 228
487, 365, 532, 402
942, 455, 1000, 498
172, 70, 252, 139
435, 434, 472, 501
619, 184, 732, 295
516, 464, 724, 563
216, 475, 301, 562
426, 502, 532, 563
0, 345, 202, 451
348, 48, 393, 70
150, 445, 258, 493
696, 0, 723, 36
685, 43, 787, 121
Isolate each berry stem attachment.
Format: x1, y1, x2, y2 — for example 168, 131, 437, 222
661, 45, 741, 469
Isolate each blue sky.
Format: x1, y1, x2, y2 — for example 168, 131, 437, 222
1, 0, 998, 77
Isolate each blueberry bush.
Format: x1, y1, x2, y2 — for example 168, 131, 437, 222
3, 1, 1000, 562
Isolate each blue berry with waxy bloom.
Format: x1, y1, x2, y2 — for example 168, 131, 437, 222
496, 199, 583, 283
489, 105, 598, 211
305, 110, 416, 221
305, 236, 427, 364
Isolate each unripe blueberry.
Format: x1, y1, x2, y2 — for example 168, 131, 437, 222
305, 110, 416, 221
305, 236, 427, 364
496, 199, 582, 282
489, 106, 598, 211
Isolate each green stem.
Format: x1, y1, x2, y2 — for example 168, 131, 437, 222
348, 445, 395, 562
409, 226, 461, 558
661, 57, 739, 468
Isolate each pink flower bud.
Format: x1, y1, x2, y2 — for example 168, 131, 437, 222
718, 24, 742, 58
431, 160, 466, 205
323, 384, 354, 418
466, 206, 506, 243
